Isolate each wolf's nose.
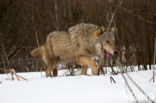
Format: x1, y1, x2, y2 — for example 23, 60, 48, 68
114, 51, 118, 55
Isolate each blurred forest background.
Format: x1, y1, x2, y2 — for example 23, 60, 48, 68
0, 0, 156, 73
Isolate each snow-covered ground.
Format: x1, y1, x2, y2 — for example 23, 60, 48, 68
0, 70, 156, 103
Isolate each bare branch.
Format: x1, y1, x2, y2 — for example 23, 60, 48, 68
10, 69, 28, 81
117, 60, 155, 103
122, 7, 156, 25
8, 39, 27, 59
126, 73, 155, 103
108, 0, 123, 28
35, 32, 40, 47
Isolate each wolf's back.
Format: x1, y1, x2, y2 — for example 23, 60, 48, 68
68, 23, 98, 34
31, 46, 43, 57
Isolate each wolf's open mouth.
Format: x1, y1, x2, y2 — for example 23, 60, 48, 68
104, 50, 113, 62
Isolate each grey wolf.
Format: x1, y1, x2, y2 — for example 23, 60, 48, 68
31, 23, 117, 77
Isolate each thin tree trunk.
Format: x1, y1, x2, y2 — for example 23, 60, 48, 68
54, 0, 59, 31
153, 37, 156, 82
0, 41, 10, 67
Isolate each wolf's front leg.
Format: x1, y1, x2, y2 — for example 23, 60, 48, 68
45, 67, 53, 77
81, 65, 87, 75
77, 56, 98, 75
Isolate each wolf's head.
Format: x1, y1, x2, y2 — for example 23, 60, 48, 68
94, 26, 117, 61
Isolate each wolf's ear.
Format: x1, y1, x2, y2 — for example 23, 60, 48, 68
95, 26, 105, 36
111, 27, 116, 33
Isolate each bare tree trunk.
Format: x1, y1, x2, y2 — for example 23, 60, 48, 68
54, 0, 59, 31
2, 56, 6, 73
153, 37, 156, 82
0, 41, 10, 68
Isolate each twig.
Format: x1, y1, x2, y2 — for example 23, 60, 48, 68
35, 32, 40, 47
10, 69, 28, 81
10, 69, 20, 81
0, 67, 28, 81
18, 75, 28, 81
149, 37, 156, 82
126, 73, 155, 103
117, 61, 155, 103
98, 48, 104, 75
110, 76, 116, 83
122, 73, 138, 103
149, 74, 156, 82
108, 60, 118, 75
108, 0, 123, 28
116, 61, 138, 102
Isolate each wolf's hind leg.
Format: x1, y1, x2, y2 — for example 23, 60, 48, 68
77, 56, 98, 75
43, 55, 54, 77
45, 66, 57, 77
45, 63, 53, 77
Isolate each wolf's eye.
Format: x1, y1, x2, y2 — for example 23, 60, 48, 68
106, 40, 109, 43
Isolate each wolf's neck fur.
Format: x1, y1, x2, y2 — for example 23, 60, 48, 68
69, 23, 100, 57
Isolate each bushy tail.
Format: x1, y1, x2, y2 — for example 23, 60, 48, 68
31, 46, 43, 57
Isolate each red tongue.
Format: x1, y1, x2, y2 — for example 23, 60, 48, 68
107, 52, 112, 61
104, 51, 113, 64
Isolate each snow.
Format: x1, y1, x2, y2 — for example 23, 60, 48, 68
0, 70, 156, 103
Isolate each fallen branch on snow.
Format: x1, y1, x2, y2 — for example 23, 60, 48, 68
10, 69, 28, 81
117, 60, 155, 103
0, 67, 28, 81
